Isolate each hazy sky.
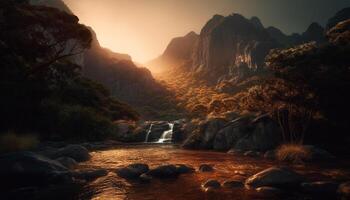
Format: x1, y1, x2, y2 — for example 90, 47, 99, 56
64, 0, 350, 63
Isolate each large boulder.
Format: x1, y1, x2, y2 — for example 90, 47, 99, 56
245, 167, 304, 188
0, 152, 70, 189
51, 145, 91, 162
214, 115, 281, 151
197, 118, 227, 149
213, 116, 251, 150
233, 115, 282, 151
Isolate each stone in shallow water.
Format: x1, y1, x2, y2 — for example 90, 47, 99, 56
175, 164, 195, 174
146, 165, 179, 178
202, 179, 221, 189
245, 167, 304, 188
199, 164, 214, 172
222, 180, 244, 188
116, 163, 149, 179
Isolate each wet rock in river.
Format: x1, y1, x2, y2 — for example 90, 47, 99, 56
199, 164, 214, 172
55, 157, 77, 169
116, 163, 149, 179
222, 180, 244, 188
175, 164, 195, 174
147, 164, 179, 178
245, 167, 304, 188
202, 179, 221, 189
51, 145, 91, 162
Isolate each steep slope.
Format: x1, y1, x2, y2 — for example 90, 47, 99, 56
30, 0, 182, 119
326, 7, 350, 30
147, 31, 199, 73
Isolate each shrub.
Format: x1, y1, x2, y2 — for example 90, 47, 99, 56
0, 132, 39, 153
276, 144, 311, 163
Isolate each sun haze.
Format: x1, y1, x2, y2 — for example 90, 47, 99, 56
64, 0, 350, 63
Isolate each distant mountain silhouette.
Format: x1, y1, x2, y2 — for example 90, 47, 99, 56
150, 13, 328, 84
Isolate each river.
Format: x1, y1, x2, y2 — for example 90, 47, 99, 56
76, 144, 350, 200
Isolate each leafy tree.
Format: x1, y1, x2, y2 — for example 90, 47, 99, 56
0, 3, 138, 140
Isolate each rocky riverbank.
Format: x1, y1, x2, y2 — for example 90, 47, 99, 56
2, 143, 350, 200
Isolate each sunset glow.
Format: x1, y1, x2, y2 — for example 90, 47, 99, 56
63, 0, 349, 63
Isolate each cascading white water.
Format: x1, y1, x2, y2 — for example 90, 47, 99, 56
144, 124, 153, 143
157, 123, 174, 143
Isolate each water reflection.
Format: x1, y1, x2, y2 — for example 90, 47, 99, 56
78, 145, 350, 200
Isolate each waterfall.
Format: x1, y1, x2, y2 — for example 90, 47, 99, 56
157, 123, 174, 143
144, 124, 153, 143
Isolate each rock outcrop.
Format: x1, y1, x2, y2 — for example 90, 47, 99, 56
191, 14, 278, 82
326, 7, 350, 30
183, 114, 282, 152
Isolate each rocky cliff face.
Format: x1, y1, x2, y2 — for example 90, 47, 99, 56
191, 14, 279, 82
152, 13, 328, 84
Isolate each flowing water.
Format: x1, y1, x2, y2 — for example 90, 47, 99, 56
144, 124, 153, 143
157, 123, 174, 143
77, 145, 350, 200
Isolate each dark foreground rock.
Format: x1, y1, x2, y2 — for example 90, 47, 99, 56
338, 182, 350, 199
51, 145, 91, 162
116, 163, 149, 179
245, 167, 304, 188
56, 157, 78, 169
0, 152, 71, 190
301, 181, 339, 195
